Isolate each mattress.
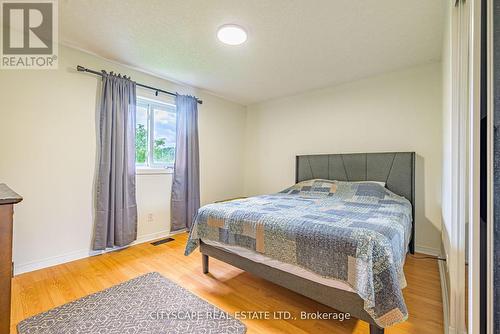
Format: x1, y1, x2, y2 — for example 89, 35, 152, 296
202, 239, 355, 292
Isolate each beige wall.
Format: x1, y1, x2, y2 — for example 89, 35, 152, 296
244, 62, 443, 253
0, 45, 246, 274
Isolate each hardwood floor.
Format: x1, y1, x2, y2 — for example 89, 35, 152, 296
11, 233, 443, 334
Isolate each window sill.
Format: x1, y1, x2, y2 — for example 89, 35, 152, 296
136, 167, 174, 175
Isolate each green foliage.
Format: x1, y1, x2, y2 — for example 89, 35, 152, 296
136, 123, 175, 165
135, 120, 175, 165
153, 138, 175, 164
136, 124, 147, 164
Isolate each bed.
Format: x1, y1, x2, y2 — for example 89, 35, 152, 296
185, 152, 415, 334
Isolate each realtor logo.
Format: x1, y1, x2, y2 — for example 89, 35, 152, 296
1, 0, 58, 69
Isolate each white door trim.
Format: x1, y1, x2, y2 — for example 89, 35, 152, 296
468, 0, 482, 333
449, 1, 469, 333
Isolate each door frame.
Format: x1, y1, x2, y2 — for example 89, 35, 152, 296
468, 0, 483, 333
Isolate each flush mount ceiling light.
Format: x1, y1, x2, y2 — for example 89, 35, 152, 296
217, 24, 247, 45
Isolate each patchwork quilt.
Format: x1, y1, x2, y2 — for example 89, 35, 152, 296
185, 179, 412, 328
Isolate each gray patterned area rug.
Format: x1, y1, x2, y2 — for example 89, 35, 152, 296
18, 272, 247, 334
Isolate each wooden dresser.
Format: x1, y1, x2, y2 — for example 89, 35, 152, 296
0, 184, 22, 334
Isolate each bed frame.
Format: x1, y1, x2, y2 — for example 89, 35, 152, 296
200, 152, 416, 334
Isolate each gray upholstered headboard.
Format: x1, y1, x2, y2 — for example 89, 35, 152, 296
295, 152, 415, 253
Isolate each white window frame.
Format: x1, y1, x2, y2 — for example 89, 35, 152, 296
136, 96, 176, 173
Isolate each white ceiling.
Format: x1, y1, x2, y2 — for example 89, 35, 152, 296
60, 0, 445, 105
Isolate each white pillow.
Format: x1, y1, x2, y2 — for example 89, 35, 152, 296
348, 180, 386, 187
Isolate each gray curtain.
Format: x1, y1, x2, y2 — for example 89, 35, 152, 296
93, 72, 138, 250
171, 95, 200, 231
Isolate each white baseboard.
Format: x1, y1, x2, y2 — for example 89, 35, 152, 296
14, 249, 90, 276
438, 258, 450, 334
14, 229, 181, 275
415, 245, 441, 257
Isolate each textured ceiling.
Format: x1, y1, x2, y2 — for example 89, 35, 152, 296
60, 0, 445, 105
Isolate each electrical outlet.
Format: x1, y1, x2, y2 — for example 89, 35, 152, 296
147, 213, 154, 222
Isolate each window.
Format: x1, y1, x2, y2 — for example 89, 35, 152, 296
135, 97, 176, 169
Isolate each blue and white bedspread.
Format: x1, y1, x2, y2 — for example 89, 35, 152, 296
185, 179, 412, 328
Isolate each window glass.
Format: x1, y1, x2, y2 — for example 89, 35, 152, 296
135, 98, 176, 168
153, 106, 176, 166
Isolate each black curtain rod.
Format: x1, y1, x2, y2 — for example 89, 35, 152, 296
76, 65, 202, 104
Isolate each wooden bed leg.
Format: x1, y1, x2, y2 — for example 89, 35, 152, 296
369, 324, 384, 334
202, 254, 209, 274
